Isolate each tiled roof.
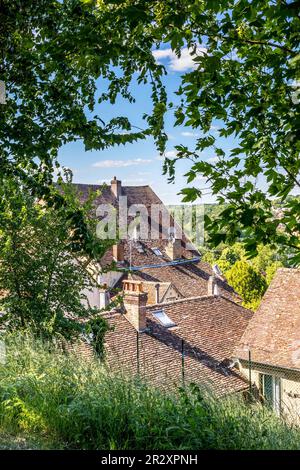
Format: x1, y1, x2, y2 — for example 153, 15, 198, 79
71, 183, 116, 207
235, 268, 300, 370
103, 295, 253, 395
71, 182, 163, 212
135, 281, 173, 304
129, 258, 237, 301
71, 182, 198, 255
70, 182, 239, 302
69, 181, 249, 393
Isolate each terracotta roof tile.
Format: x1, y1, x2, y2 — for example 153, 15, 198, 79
103, 295, 252, 395
235, 268, 300, 370
70, 181, 240, 303
129, 259, 237, 301
69, 182, 249, 394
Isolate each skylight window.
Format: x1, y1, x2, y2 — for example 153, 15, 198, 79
152, 309, 176, 328
152, 247, 162, 256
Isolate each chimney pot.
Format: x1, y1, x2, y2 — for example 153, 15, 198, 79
122, 280, 148, 332
208, 275, 219, 296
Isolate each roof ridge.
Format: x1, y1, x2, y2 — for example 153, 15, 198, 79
123, 184, 151, 189
276, 267, 300, 272
217, 294, 252, 312
142, 281, 171, 285
146, 294, 217, 309
71, 182, 153, 190
146, 294, 250, 311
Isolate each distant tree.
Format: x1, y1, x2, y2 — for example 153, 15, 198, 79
265, 261, 284, 285
0, 178, 111, 343
201, 248, 217, 266
201, 239, 288, 277
216, 243, 246, 272
249, 244, 282, 274
226, 260, 267, 311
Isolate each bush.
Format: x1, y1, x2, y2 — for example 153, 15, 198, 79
225, 260, 267, 310
0, 334, 299, 450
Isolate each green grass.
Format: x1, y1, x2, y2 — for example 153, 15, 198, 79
0, 333, 299, 450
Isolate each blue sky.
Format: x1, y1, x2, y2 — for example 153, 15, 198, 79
58, 47, 235, 205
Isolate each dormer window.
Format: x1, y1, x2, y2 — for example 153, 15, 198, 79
152, 247, 162, 256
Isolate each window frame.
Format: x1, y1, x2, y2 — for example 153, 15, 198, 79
259, 373, 282, 415
152, 309, 176, 328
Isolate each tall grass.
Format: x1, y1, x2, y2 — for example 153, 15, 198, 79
0, 333, 299, 450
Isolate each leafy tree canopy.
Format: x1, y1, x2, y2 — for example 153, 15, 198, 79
201, 241, 285, 308
1, 0, 299, 262
0, 177, 112, 343
202, 241, 285, 276
155, 0, 300, 261
225, 260, 267, 310
0, 0, 167, 256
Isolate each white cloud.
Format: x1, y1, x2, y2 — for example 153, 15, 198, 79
92, 158, 152, 168
181, 131, 200, 138
195, 175, 207, 182
209, 125, 221, 134
167, 133, 176, 140
156, 150, 178, 161
207, 156, 219, 163
152, 46, 206, 72
165, 150, 178, 159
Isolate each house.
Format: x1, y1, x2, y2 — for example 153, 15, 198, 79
70, 178, 253, 395
101, 279, 253, 396
72, 178, 240, 309
235, 268, 300, 421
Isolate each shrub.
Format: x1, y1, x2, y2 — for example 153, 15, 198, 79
226, 260, 267, 310
0, 334, 299, 450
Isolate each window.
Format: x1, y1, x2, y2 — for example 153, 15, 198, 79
259, 374, 281, 415
152, 247, 162, 256
152, 309, 176, 328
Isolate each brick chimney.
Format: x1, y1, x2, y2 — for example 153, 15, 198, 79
122, 280, 148, 332
166, 238, 182, 260
113, 241, 124, 263
111, 176, 122, 199
208, 275, 219, 296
